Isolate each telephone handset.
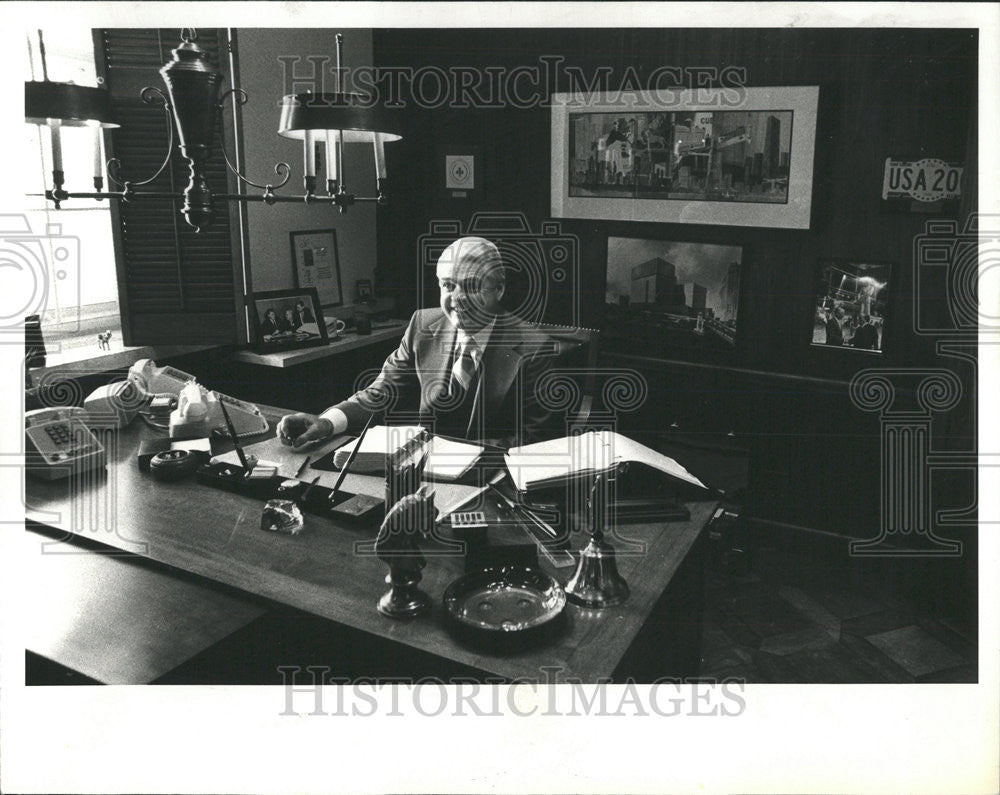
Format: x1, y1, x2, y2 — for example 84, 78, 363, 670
128, 358, 198, 397
25, 407, 106, 480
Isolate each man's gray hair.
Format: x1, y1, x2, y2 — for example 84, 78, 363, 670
439, 236, 506, 287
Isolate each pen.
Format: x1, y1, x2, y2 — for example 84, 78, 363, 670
301, 475, 321, 502
217, 396, 250, 473
517, 504, 559, 540
295, 455, 311, 479
487, 483, 573, 568
487, 482, 557, 539
330, 413, 375, 500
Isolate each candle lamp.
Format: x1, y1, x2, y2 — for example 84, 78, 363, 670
25, 29, 401, 229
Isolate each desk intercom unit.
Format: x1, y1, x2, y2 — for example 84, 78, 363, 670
25, 407, 106, 480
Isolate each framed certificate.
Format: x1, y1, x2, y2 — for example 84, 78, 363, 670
290, 229, 343, 308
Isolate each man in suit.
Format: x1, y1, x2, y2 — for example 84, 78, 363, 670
294, 300, 315, 327
852, 315, 879, 350
259, 308, 282, 338
277, 237, 560, 449
825, 305, 845, 346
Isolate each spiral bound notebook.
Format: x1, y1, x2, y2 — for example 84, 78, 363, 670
503, 430, 707, 493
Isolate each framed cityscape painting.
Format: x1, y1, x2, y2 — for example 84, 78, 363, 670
551, 86, 819, 229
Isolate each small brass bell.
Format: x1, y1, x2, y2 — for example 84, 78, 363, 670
565, 469, 629, 608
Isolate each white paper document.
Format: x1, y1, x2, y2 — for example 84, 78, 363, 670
504, 430, 707, 492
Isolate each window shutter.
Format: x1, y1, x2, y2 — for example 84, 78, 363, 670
98, 29, 246, 346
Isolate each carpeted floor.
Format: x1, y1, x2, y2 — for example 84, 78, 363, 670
698, 541, 977, 683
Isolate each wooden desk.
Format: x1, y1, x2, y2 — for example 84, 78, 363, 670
25, 412, 714, 682
24, 527, 266, 684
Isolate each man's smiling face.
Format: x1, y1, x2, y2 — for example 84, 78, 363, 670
436, 238, 504, 333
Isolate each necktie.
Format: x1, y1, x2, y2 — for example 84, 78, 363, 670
450, 335, 479, 396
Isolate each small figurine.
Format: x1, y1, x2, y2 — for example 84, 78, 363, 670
97, 330, 113, 350
374, 485, 435, 618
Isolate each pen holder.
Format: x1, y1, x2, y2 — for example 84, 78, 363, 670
196, 460, 277, 499
196, 464, 385, 527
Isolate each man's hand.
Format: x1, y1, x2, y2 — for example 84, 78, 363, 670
277, 413, 334, 449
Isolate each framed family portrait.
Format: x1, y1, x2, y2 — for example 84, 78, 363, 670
249, 288, 329, 352
290, 229, 344, 308
551, 86, 819, 229
811, 259, 893, 354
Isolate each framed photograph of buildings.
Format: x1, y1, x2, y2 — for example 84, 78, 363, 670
811, 259, 892, 354
551, 86, 819, 229
604, 236, 743, 356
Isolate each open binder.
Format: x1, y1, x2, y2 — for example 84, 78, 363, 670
504, 430, 708, 494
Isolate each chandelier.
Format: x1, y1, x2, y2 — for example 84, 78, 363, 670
24, 29, 402, 231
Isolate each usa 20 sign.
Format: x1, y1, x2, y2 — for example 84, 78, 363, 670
882, 158, 963, 203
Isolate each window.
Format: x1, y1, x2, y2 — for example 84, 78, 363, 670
25, 29, 120, 354
22, 29, 246, 360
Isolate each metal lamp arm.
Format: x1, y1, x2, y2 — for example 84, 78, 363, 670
217, 88, 292, 192
106, 87, 175, 190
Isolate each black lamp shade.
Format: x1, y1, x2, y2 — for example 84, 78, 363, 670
278, 92, 403, 142
25, 81, 119, 128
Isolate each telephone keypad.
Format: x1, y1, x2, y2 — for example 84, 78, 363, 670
45, 423, 72, 445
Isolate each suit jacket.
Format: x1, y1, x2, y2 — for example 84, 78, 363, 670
825, 316, 844, 346
852, 322, 878, 350
260, 316, 282, 336
332, 308, 560, 445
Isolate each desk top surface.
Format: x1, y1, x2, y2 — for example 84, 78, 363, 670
25, 410, 716, 681
24, 527, 265, 684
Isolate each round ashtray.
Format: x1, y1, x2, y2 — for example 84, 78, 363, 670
442, 566, 567, 651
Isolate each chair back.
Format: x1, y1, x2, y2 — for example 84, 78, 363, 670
530, 323, 600, 427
